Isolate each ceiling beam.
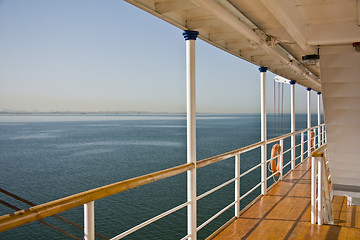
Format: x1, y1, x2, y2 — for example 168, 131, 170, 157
155, 0, 197, 14
192, 0, 320, 89
260, 0, 316, 54
307, 21, 360, 45
185, 17, 220, 29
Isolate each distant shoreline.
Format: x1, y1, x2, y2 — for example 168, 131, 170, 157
0, 111, 183, 115
0, 111, 314, 115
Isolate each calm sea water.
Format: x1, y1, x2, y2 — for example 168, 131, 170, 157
0, 114, 321, 239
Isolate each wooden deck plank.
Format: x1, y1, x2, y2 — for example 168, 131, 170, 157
245, 220, 294, 239
240, 195, 282, 219
211, 158, 360, 239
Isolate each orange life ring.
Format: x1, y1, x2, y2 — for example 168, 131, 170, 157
310, 131, 315, 151
270, 143, 281, 176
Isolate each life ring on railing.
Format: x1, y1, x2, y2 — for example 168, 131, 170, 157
270, 143, 281, 177
310, 131, 315, 151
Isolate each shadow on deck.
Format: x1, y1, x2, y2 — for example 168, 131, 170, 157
211, 158, 360, 239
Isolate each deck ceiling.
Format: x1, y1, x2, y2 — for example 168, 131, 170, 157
126, 0, 360, 195
125, 0, 360, 92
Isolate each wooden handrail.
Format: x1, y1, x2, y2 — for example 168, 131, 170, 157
0, 123, 326, 233
311, 143, 327, 157
0, 162, 194, 232
197, 124, 325, 169
196, 141, 264, 169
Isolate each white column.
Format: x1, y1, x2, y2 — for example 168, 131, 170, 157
235, 154, 241, 217
317, 92, 321, 147
290, 81, 296, 169
259, 67, 267, 195
311, 157, 317, 224
279, 139, 284, 180
307, 88, 312, 158
318, 157, 323, 225
84, 201, 95, 240
183, 30, 199, 240
300, 132, 304, 162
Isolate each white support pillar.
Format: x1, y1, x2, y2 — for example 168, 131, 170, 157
235, 154, 240, 217
290, 81, 296, 169
311, 157, 317, 224
259, 67, 267, 195
84, 201, 95, 240
318, 157, 323, 225
183, 30, 199, 240
307, 88, 312, 158
279, 139, 284, 180
300, 132, 304, 162
317, 92, 321, 147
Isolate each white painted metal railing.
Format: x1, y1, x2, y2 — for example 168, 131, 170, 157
0, 124, 326, 240
311, 143, 333, 226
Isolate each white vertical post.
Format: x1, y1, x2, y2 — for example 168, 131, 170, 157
318, 157, 323, 225
311, 157, 317, 224
279, 139, 284, 180
307, 88, 312, 158
290, 81, 296, 169
259, 67, 267, 195
183, 30, 199, 240
84, 201, 95, 240
317, 92, 321, 147
300, 132, 304, 162
235, 154, 241, 217
322, 125, 325, 145
347, 197, 353, 206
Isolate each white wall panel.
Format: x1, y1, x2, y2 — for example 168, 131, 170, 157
320, 45, 360, 190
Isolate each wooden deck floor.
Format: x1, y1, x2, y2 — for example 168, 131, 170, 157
212, 158, 360, 240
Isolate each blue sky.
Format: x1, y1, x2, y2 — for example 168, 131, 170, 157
0, 0, 321, 113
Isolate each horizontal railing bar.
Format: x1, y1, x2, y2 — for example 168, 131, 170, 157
267, 132, 292, 144
180, 234, 191, 240
311, 144, 327, 157
266, 155, 278, 163
239, 162, 263, 178
266, 170, 281, 180
191, 124, 323, 170
196, 141, 264, 169
311, 124, 322, 130
295, 161, 303, 168
239, 181, 263, 201
0, 188, 109, 240
0, 199, 81, 240
283, 160, 292, 169
267, 124, 322, 145
294, 142, 302, 148
197, 178, 236, 201
0, 124, 325, 234
283, 147, 292, 155
0, 162, 194, 232
197, 200, 237, 232
111, 201, 190, 240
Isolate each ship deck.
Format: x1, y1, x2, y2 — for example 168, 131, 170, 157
211, 158, 360, 239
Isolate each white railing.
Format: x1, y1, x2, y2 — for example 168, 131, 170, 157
311, 143, 333, 226
0, 124, 326, 240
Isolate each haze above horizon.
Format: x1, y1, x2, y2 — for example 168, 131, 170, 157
0, 0, 321, 114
